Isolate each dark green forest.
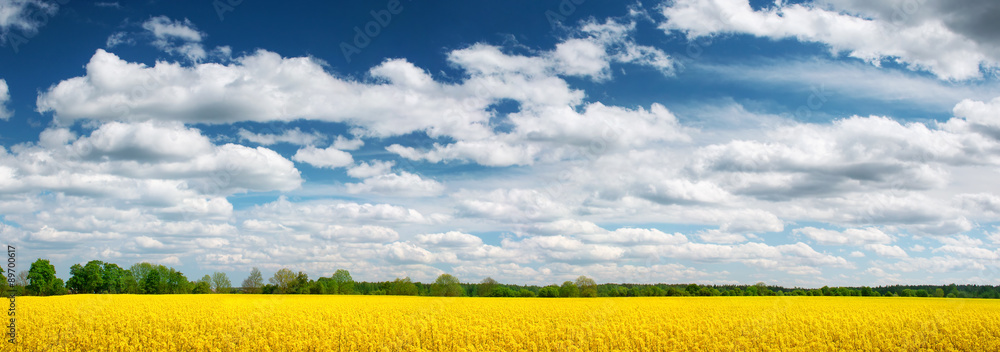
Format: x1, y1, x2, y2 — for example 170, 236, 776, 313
9, 258, 1000, 299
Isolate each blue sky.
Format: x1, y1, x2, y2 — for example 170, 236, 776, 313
2, 0, 1000, 287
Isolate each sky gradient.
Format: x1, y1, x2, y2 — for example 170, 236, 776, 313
2, 0, 1000, 287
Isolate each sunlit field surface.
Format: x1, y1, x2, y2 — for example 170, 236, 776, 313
11, 295, 1000, 351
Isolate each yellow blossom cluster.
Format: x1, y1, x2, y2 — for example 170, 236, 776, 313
9, 295, 1000, 351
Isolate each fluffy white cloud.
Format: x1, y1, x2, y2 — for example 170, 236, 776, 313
105, 31, 132, 48
36, 18, 684, 168
242, 196, 441, 226
347, 160, 395, 179
135, 235, 166, 249
35, 49, 480, 137
691, 115, 985, 199
384, 242, 436, 264
317, 225, 400, 243
659, 0, 998, 79
345, 171, 444, 197
796, 227, 893, 246
387, 138, 539, 167
390, 101, 690, 167
292, 145, 353, 169
456, 188, 570, 222
1, 122, 302, 197
864, 244, 909, 258
416, 231, 484, 248
142, 16, 206, 62
550, 19, 675, 80
951, 96, 1000, 139
0, 0, 57, 41
332, 136, 364, 150
583, 227, 688, 245
696, 229, 749, 244
237, 128, 326, 146
29, 226, 125, 243
0, 79, 11, 120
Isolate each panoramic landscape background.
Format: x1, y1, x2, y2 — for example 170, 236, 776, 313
2, 0, 1000, 290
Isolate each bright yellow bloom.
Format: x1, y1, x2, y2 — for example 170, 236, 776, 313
8, 295, 1000, 351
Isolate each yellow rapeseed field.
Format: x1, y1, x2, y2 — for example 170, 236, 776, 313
8, 295, 1000, 351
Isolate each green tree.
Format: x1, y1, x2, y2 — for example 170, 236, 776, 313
292, 272, 310, 294
212, 272, 232, 294
330, 269, 354, 294
101, 263, 127, 294
698, 287, 721, 296
575, 276, 597, 297
490, 286, 516, 297
192, 281, 212, 294
165, 268, 190, 294
934, 288, 945, 298
129, 263, 154, 293
538, 285, 560, 297
309, 280, 324, 294
143, 269, 163, 294
685, 284, 700, 296
478, 277, 498, 297
67, 260, 105, 294
121, 270, 140, 294
821, 286, 833, 296
755, 282, 773, 296
518, 289, 536, 297
242, 267, 264, 294
947, 283, 959, 298
431, 274, 463, 297
559, 281, 579, 297
269, 268, 296, 294
26, 259, 56, 296
388, 277, 418, 295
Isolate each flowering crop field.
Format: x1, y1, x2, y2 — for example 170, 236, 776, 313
10, 295, 1000, 351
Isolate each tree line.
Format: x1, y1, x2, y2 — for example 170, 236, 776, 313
9, 258, 1000, 299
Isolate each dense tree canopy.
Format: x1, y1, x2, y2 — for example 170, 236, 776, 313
17, 257, 1000, 300
575, 276, 597, 297
26, 259, 65, 296
269, 268, 296, 294
431, 274, 463, 297
242, 267, 264, 294
67, 260, 104, 294
329, 269, 354, 294
478, 277, 498, 297
212, 272, 232, 294
388, 277, 418, 296
559, 281, 579, 298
